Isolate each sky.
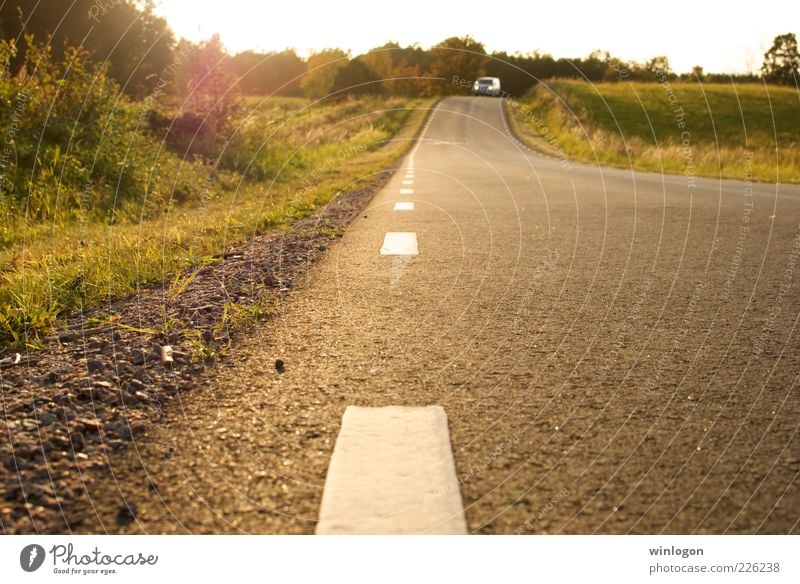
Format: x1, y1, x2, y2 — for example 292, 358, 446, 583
153, 0, 799, 74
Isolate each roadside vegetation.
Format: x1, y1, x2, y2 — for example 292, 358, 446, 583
0, 37, 431, 348
509, 79, 800, 183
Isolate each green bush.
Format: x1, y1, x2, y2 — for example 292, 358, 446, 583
0, 37, 207, 236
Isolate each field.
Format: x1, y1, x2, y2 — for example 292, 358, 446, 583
508, 79, 800, 183
0, 95, 433, 348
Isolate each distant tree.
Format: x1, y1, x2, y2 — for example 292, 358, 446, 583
579, 50, 611, 81
157, 34, 240, 157
762, 33, 799, 85
0, 0, 174, 97
330, 58, 380, 96
645, 55, 672, 79
482, 52, 537, 97
360, 43, 398, 80
227, 49, 306, 95
430, 36, 486, 93
301, 48, 348, 98
691, 65, 704, 80
388, 58, 428, 96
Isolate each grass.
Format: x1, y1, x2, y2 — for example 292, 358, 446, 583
0, 96, 435, 348
508, 79, 800, 183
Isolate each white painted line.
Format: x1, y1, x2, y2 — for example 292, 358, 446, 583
404, 174, 414, 179
315, 406, 467, 535
402, 180, 413, 185
380, 232, 418, 256
393, 201, 414, 211
400, 188, 414, 195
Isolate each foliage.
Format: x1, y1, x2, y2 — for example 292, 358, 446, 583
0, 0, 174, 98
301, 49, 348, 99
430, 36, 486, 93
151, 35, 242, 158
762, 33, 800, 85
227, 49, 306, 96
0, 37, 207, 231
331, 58, 381, 96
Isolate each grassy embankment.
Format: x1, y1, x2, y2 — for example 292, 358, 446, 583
0, 95, 434, 348
508, 79, 800, 183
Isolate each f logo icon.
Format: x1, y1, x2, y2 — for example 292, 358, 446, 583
20, 544, 46, 572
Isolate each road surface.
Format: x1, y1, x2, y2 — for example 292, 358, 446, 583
80, 96, 800, 534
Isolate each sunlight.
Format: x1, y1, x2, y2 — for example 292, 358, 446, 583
153, 0, 796, 73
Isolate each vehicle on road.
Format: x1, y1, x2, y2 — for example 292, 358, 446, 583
472, 77, 501, 96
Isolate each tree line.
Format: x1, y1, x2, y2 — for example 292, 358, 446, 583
1, 2, 797, 102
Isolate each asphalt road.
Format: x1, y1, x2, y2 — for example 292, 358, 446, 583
81, 96, 800, 534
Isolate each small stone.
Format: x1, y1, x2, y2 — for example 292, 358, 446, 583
275, 359, 285, 374
86, 359, 104, 374
126, 378, 145, 391
59, 332, 79, 343
39, 411, 58, 426
116, 502, 137, 526
131, 349, 146, 366
40, 371, 60, 385
112, 330, 122, 341
76, 418, 102, 433
132, 369, 153, 385
70, 432, 85, 451
147, 480, 159, 493
115, 361, 134, 376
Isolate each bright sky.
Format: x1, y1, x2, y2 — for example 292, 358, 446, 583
153, 0, 799, 74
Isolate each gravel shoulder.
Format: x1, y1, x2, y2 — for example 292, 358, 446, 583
0, 159, 409, 534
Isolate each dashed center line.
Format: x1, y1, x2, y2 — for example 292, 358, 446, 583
380, 232, 418, 256
400, 188, 414, 195
402, 180, 413, 185
315, 406, 467, 535
393, 201, 414, 211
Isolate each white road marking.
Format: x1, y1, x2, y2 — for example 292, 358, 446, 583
380, 232, 419, 256
393, 201, 415, 211
315, 406, 467, 534
405, 173, 414, 179
402, 180, 413, 185
400, 188, 414, 195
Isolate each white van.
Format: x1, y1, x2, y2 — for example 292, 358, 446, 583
472, 77, 501, 97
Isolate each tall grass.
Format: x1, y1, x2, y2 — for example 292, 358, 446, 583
0, 39, 433, 347
510, 79, 800, 183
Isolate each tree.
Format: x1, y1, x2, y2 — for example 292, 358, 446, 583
388, 58, 427, 96
330, 58, 380, 96
227, 49, 306, 96
430, 36, 486, 94
762, 33, 800, 85
645, 56, 671, 79
157, 34, 240, 157
301, 49, 348, 99
360, 43, 399, 80
0, 0, 174, 97
483, 52, 537, 97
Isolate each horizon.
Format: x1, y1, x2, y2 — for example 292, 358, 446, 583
153, 0, 799, 74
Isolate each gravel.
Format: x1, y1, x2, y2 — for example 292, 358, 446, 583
0, 166, 397, 534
